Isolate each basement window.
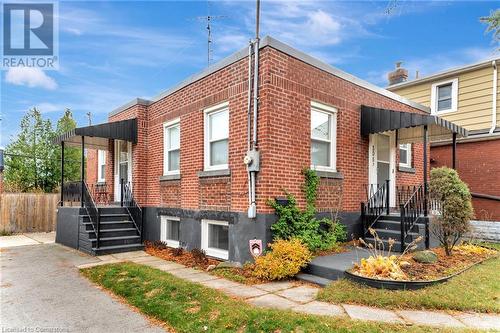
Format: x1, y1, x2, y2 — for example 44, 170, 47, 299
160, 216, 180, 248
431, 78, 458, 114
97, 150, 106, 183
399, 143, 412, 168
201, 219, 229, 260
204, 102, 229, 171
310, 101, 337, 172
163, 118, 180, 175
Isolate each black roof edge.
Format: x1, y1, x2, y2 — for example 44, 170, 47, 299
52, 118, 138, 145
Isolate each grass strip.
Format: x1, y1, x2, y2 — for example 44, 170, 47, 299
81, 262, 477, 333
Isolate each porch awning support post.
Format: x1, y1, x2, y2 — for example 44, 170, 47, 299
423, 125, 429, 249
452, 132, 457, 169
61, 141, 64, 207
81, 136, 85, 208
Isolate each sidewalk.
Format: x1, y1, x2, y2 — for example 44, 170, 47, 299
0, 232, 55, 248
77, 250, 500, 331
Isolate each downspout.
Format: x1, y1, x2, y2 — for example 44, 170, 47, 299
490, 60, 497, 134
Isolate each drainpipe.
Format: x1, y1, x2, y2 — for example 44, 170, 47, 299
490, 60, 498, 134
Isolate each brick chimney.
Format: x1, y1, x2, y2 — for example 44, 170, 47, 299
388, 61, 408, 85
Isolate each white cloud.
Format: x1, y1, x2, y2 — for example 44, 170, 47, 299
5, 68, 58, 90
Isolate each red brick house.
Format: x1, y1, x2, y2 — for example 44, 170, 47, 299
55, 37, 466, 261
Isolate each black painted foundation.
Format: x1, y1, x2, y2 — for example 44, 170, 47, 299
144, 207, 362, 264
55, 206, 362, 263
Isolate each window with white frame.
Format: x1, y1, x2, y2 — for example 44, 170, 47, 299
310, 102, 337, 171
160, 216, 180, 248
97, 150, 106, 182
399, 143, 412, 168
201, 219, 229, 260
163, 119, 180, 175
431, 78, 458, 114
204, 102, 229, 171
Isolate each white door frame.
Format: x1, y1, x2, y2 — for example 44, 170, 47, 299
368, 132, 396, 207
114, 140, 132, 202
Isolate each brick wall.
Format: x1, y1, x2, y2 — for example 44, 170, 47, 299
86, 149, 98, 185
96, 45, 428, 214
257, 48, 427, 213
431, 138, 500, 221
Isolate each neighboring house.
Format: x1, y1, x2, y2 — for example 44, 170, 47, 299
387, 59, 500, 222
54, 36, 465, 262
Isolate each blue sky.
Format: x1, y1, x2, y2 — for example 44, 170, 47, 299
1, 0, 498, 147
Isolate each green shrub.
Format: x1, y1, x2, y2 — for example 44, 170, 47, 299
268, 169, 346, 252
252, 239, 312, 280
429, 167, 473, 255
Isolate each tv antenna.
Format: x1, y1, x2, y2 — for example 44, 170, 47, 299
194, 1, 227, 66
385, 0, 407, 15
86, 112, 92, 126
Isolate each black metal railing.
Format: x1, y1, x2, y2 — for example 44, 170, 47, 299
399, 183, 429, 250
61, 181, 82, 205
396, 185, 417, 207
82, 181, 101, 249
361, 180, 390, 236
120, 179, 143, 241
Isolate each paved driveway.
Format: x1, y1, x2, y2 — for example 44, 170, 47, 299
1, 243, 165, 333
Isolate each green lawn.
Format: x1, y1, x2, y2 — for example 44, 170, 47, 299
81, 263, 475, 333
318, 245, 500, 313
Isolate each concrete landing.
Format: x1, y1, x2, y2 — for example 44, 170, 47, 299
302, 247, 384, 283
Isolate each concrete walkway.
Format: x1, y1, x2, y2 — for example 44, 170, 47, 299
81, 251, 500, 331
0, 243, 166, 332
0, 232, 56, 248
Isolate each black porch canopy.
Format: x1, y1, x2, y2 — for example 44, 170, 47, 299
361, 105, 468, 172
53, 118, 138, 150
360, 105, 467, 142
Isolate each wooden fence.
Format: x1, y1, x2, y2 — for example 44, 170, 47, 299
0, 193, 59, 233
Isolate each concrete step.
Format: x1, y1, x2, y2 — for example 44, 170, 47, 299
364, 236, 425, 252
93, 243, 145, 255
88, 235, 141, 247
90, 221, 136, 230
304, 247, 374, 281
87, 228, 138, 238
372, 219, 425, 233
98, 206, 129, 214
371, 228, 420, 240
296, 273, 334, 287
81, 214, 132, 223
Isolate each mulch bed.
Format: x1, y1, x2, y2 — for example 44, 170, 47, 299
400, 247, 498, 280
144, 241, 220, 271
144, 241, 267, 284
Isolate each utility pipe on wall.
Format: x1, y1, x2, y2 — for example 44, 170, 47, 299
247, 42, 253, 207
245, 0, 260, 219
252, 0, 260, 149
490, 60, 497, 134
